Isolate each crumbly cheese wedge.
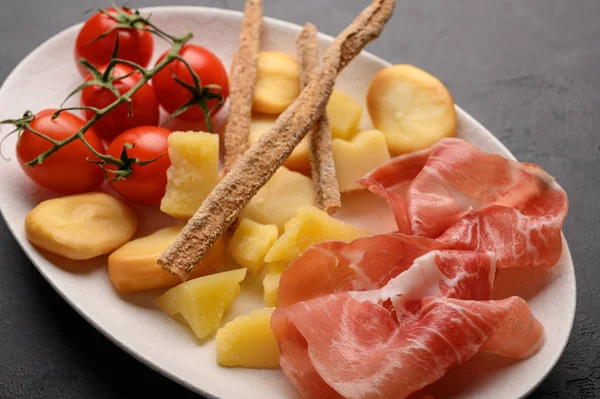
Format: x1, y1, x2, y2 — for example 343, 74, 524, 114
265, 206, 370, 273
263, 271, 282, 307
156, 268, 247, 340
216, 307, 280, 369
228, 219, 278, 275
332, 129, 391, 192
326, 89, 363, 140
160, 131, 219, 220
238, 167, 316, 233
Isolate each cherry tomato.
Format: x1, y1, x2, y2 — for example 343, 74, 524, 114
81, 64, 160, 141
16, 109, 105, 195
152, 44, 229, 122
105, 126, 171, 205
74, 8, 153, 77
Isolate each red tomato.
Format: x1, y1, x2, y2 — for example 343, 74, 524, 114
16, 109, 105, 195
152, 44, 229, 122
74, 8, 153, 77
81, 64, 160, 141
105, 126, 171, 204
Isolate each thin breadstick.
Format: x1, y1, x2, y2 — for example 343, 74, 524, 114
223, 0, 263, 173
297, 23, 341, 215
159, 0, 396, 280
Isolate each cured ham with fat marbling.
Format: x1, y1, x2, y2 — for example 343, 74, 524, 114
359, 138, 568, 268
271, 248, 544, 399
272, 294, 543, 399
272, 138, 561, 398
278, 234, 447, 307
361, 250, 497, 325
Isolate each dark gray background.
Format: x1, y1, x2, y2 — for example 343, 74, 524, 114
0, 0, 598, 398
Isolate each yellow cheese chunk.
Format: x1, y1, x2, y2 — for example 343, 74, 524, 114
252, 52, 300, 114
216, 307, 280, 369
239, 167, 316, 233
326, 89, 363, 140
160, 131, 219, 220
108, 226, 226, 292
332, 130, 391, 192
249, 114, 310, 174
263, 271, 282, 307
25, 192, 137, 260
156, 268, 247, 340
265, 206, 370, 273
228, 219, 278, 275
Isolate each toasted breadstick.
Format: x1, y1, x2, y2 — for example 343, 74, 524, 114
159, 0, 396, 280
297, 24, 341, 215
223, 0, 263, 173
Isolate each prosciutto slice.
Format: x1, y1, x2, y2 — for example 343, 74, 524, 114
277, 232, 495, 310
273, 139, 562, 398
272, 248, 531, 399
365, 250, 496, 325
359, 138, 568, 268
272, 295, 543, 399
278, 234, 447, 307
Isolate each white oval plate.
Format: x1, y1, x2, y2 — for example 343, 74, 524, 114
0, 6, 575, 399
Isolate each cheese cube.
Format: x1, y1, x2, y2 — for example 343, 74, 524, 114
332, 130, 391, 192
326, 89, 363, 140
216, 307, 280, 369
265, 206, 370, 273
228, 219, 279, 275
239, 167, 316, 233
160, 131, 219, 220
263, 272, 282, 307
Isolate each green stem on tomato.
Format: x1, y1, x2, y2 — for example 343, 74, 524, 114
24, 31, 193, 169
2, 2, 226, 181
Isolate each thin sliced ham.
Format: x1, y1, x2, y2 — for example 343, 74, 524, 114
273, 138, 563, 398
359, 138, 568, 268
278, 234, 447, 307
274, 248, 508, 398
272, 295, 543, 399
365, 250, 496, 325
437, 203, 565, 269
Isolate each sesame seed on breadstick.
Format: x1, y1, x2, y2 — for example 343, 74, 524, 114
159, 0, 396, 280
297, 23, 341, 215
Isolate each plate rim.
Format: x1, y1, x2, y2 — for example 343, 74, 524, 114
0, 5, 576, 399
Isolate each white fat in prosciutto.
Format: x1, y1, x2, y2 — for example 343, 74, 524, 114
351, 250, 496, 325
273, 249, 523, 398
273, 139, 562, 398
278, 232, 495, 310
359, 138, 568, 268
278, 234, 447, 308
272, 295, 543, 399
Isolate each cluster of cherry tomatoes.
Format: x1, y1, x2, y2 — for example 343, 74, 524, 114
17, 8, 229, 205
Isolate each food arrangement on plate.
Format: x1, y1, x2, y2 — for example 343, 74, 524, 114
0, 0, 571, 398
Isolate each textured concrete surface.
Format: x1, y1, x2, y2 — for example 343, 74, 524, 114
0, 0, 599, 398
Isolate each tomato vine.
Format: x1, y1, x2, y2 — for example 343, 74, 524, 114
0, 4, 225, 181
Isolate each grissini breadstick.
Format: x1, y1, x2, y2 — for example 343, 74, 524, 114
159, 0, 396, 280
223, 0, 262, 173
297, 23, 341, 215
